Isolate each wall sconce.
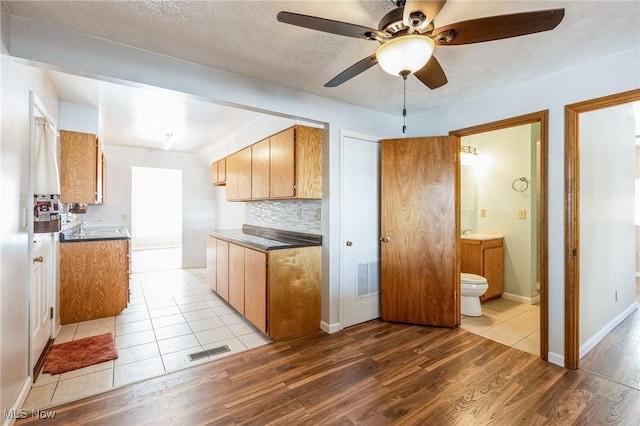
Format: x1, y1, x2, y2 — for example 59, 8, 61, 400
460, 145, 477, 166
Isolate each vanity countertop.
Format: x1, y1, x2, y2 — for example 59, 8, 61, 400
460, 232, 503, 241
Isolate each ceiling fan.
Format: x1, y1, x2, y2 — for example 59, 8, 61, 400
277, 0, 565, 89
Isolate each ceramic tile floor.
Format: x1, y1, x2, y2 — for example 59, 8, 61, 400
23, 267, 272, 410
460, 297, 540, 356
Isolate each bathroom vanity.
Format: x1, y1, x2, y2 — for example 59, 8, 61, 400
460, 236, 504, 301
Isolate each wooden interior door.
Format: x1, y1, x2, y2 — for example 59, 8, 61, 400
380, 136, 459, 327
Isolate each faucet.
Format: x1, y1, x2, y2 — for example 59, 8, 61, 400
462, 228, 473, 236
80, 219, 102, 235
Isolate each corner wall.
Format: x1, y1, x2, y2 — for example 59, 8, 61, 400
1, 2, 60, 417
83, 145, 215, 269
409, 47, 640, 365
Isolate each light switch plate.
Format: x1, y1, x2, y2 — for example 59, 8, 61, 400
518, 209, 527, 219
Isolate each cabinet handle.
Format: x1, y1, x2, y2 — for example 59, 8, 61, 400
33, 256, 44, 263
379, 236, 391, 243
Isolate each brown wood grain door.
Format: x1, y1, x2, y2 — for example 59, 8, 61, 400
228, 243, 245, 315
251, 138, 270, 199
380, 136, 459, 327
244, 248, 267, 333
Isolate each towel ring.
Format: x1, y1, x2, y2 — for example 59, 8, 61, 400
512, 177, 529, 192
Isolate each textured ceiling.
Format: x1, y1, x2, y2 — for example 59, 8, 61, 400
6, 1, 640, 152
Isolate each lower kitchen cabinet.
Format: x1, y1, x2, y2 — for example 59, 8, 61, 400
206, 235, 320, 339
228, 243, 245, 314
60, 239, 130, 324
216, 239, 229, 302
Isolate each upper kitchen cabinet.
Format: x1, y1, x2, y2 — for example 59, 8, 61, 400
210, 158, 226, 186
224, 125, 322, 201
226, 146, 252, 200
60, 130, 105, 204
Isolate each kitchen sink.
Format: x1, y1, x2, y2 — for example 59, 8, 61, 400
61, 226, 130, 241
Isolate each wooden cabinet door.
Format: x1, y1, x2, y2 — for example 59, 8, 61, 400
269, 127, 295, 198
483, 245, 505, 300
244, 248, 267, 333
228, 243, 245, 314
60, 131, 97, 204
460, 240, 482, 275
294, 126, 323, 199
380, 136, 459, 327
218, 158, 226, 183
226, 147, 252, 200
216, 239, 229, 301
251, 138, 270, 199
210, 162, 219, 185
206, 236, 217, 291
60, 240, 128, 324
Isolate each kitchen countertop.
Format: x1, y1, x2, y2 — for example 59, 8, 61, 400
60, 225, 131, 243
207, 225, 322, 251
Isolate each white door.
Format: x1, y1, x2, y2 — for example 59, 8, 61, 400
340, 134, 380, 328
31, 237, 52, 373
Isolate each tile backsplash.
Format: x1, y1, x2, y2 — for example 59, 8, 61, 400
245, 199, 322, 234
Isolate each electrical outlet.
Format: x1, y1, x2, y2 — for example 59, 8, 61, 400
297, 208, 303, 220
480, 208, 486, 217
518, 209, 527, 219
316, 208, 322, 221
121, 214, 127, 222
615, 290, 618, 302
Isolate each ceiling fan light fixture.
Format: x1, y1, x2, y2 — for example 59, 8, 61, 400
376, 35, 435, 76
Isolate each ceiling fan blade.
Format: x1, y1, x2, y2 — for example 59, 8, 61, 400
414, 55, 448, 89
277, 11, 388, 40
432, 9, 565, 45
324, 54, 378, 87
403, 0, 447, 28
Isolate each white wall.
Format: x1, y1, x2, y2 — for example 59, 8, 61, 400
83, 145, 215, 269
7, 12, 640, 365
408, 47, 640, 365
7, 19, 404, 334
579, 105, 637, 356
1, 2, 60, 417
462, 124, 535, 299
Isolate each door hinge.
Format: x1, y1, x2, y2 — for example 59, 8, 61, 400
572, 248, 577, 257
265, 260, 269, 267
293, 183, 296, 190
50, 307, 54, 319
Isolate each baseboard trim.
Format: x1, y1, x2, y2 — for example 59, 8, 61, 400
320, 320, 342, 334
547, 352, 564, 367
3, 377, 32, 426
579, 301, 638, 358
501, 292, 538, 305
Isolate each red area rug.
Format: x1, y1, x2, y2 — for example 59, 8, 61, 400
43, 333, 118, 375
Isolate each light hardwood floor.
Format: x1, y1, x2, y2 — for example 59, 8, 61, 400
17, 320, 640, 425
580, 280, 640, 392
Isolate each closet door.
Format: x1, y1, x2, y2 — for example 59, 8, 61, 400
380, 136, 459, 327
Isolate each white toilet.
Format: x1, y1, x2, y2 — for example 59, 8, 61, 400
460, 273, 489, 317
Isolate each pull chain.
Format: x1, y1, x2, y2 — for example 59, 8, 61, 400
401, 72, 408, 134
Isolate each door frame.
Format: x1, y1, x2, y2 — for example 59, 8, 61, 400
564, 88, 640, 369
450, 110, 549, 361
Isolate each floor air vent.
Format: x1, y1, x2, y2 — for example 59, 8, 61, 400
188, 345, 230, 361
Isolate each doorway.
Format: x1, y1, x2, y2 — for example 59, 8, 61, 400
131, 167, 183, 272
457, 123, 541, 356
564, 89, 640, 369
451, 110, 549, 360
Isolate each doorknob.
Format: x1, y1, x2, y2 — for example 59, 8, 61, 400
33, 256, 44, 263
346, 241, 353, 246
379, 236, 391, 243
